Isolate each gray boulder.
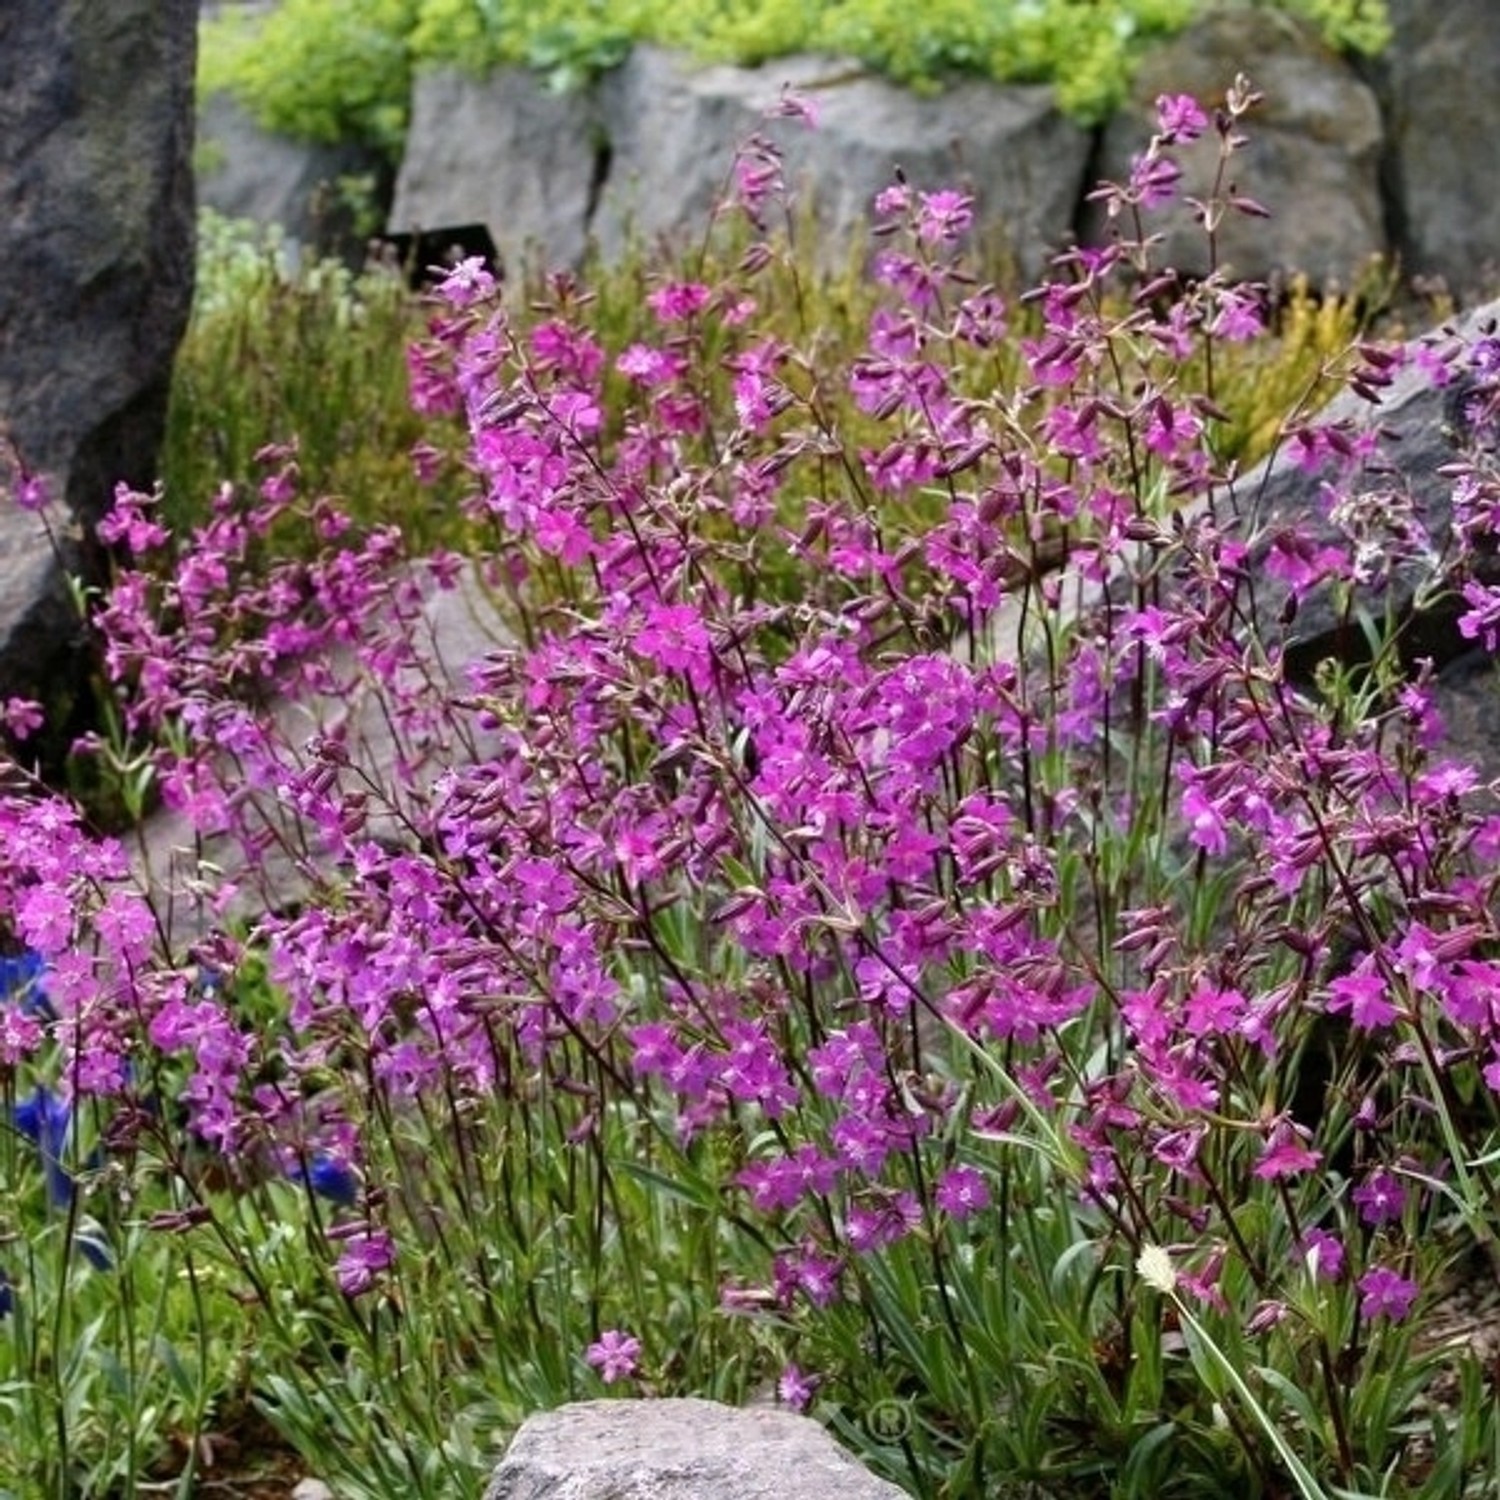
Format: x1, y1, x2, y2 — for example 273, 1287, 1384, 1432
390, 48, 1091, 282
0, 0, 197, 714
1089, 8, 1385, 285
197, 90, 391, 260
593, 46, 1090, 282
390, 65, 607, 276
484, 1398, 909, 1500
1365, 0, 1500, 296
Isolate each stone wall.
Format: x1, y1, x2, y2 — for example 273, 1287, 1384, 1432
370, 0, 1500, 295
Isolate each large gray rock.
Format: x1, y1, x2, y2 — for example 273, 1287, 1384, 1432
197, 90, 391, 260
390, 65, 607, 275
484, 1398, 909, 1500
1089, 8, 1385, 285
1365, 0, 1500, 296
1231, 300, 1500, 686
391, 48, 1091, 282
593, 46, 1090, 282
0, 0, 197, 713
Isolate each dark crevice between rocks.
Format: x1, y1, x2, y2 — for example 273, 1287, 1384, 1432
1067, 124, 1110, 258
583, 126, 614, 241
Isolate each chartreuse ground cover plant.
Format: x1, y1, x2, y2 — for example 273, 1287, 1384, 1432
5, 78, 1500, 1500
199, 0, 1392, 152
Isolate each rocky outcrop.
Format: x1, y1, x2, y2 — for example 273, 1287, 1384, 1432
1365, 0, 1500, 294
388, 65, 606, 276
208, 10, 1500, 299
0, 0, 197, 717
484, 1398, 908, 1500
197, 90, 391, 261
1088, 8, 1386, 284
390, 47, 1091, 283
591, 47, 1090, 282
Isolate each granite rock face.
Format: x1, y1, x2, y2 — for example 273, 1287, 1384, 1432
592, 46, 1091, 282
0, 0, 197, 711
391, 48, 1091, 282
389, 64, 607, 276
484, 1398, 909, 1500
1089, 8, 1386, 285
197, 90, 391, 261
1365, 0, 1500, 294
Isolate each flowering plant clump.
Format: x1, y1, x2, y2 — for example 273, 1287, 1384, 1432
4, 78, 1500, 1499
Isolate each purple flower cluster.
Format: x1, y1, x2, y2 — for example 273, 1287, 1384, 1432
1, 86, 1495, 1482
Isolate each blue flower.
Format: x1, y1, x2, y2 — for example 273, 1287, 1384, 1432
0, 949, 52, 1020
0, 1267, 12, 1320
300, 1153, 359, 1208
13, 1085, 75, 1207
74, 1224, 114, 1273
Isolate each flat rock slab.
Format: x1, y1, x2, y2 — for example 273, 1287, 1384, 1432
485, 1398, 909, 1500
135, 560, 511, 948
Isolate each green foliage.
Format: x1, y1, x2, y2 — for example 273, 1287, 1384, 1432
199, 0, 420, 156
162, 212, 471, 556
1245, 0, 1392, 54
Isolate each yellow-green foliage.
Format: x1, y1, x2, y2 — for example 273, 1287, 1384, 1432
1206, 274, 1373, 465
163, 210, 1368, 578
162, 213, 471, 554
201, 0, 1392, 153
199, 0, 421, 153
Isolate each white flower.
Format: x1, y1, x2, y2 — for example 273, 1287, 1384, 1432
1137, 1243, 1177, 1293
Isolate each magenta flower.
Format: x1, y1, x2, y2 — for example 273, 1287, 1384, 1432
1209, 287, 1264, 342
1352, 1168, 1408, 1227
1253, 1121, 1321, 1180
586, 1329, 642, 1384
1179, 773, 1230, 856
768, 88, 820, 129
334, 1229, 394, 1297
633, 601, 713, 688
935, 1165, 990, 1220
873, 182, 911, 219
1128, 151, 1183, 210
1358, 1266, 1419, 1322
647, 281, 711, 322
435, 256, 495, 309
1298, 1228, 1345, 1284
1, 697, 43, 740
1326, 966, 1397, 1030
777, 1363, 818, 1412
916, 189, 974, 245
1156, 92, 1209, 142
